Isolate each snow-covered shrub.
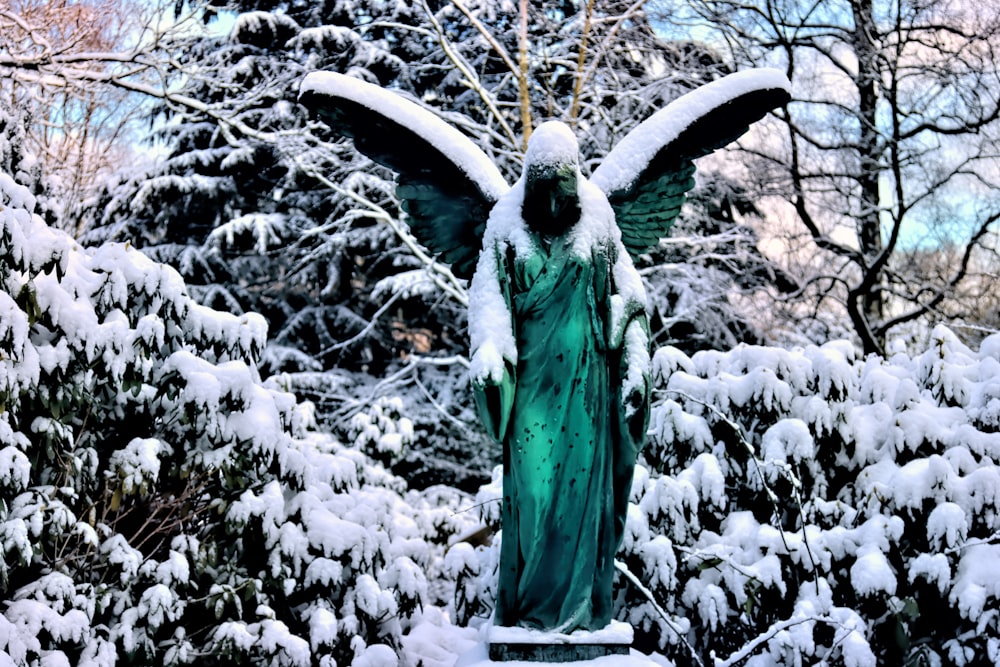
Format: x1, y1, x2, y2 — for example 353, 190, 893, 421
348, 396, 415, 465
456, 330, 1000, 665
628, 331, 1000, 665
0, 172, 477, 665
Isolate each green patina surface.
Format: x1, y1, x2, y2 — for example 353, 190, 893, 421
474, 232, 649, 633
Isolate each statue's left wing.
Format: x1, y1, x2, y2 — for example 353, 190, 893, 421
299, 72, 509, 279
591, 69, 791, 261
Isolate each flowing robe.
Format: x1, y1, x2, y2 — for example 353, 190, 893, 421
470, 191, 650, 632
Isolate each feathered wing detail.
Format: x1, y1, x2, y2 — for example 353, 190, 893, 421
591, 69, 792, 261
299, 72, 509, 279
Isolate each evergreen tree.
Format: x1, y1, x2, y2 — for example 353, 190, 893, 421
78, 0, 787, 489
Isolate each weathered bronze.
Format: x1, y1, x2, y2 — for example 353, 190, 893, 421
299, 69, 790, 636
470, 122, 650, 632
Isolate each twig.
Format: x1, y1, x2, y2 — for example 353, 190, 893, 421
448, 0, 521, 78
319, 291, 404, 354
569, 0, 597, 123
420, 0, 519, 148
614, 559, 705, 667
517, 0, 532, 147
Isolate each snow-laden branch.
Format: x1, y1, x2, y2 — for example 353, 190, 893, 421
418, 0, 519, 149
613, 559, 704, 667
1, 54, 279, 148
291, 153, 470, 308
713, 614, 855, 667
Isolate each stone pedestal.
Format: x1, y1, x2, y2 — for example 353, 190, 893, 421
485, 621, 632, 663
454, 642, 673, 667
488, 642, 629, 662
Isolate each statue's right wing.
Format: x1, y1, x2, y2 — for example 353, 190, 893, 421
299, 72, 510, 279
591, 69, 790, 262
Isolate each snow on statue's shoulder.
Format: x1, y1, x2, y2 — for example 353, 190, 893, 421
591, 68, 791, 195
299, 71, 509, 200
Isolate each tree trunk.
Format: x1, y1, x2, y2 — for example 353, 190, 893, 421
849, 0, 885, 355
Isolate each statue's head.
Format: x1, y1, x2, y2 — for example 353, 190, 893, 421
522, 121, 581, 237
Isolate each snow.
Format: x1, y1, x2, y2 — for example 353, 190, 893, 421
761, 418, 815, 464
682, 579, 729, 632
0, 173, 36, 211
680, 453, 727, 510
299, 71, 509, 200
348, 397, 414, 462
639, 536, 678, 593
352, 642, 398, 667
469, 124, 649, 384
467, 226, 517, 383
926, 501, 968, 549
850, 546, 897, 597
950, 544, 1000, 620
620, 320, 650, 400
372, 269, 438, 300
210, 212, 287, 254
524, 121, 580, 167
488, 620, 634, 645
638, 473, 700, 543
3, 600, 88, 646
138, 584, 179, 630
908, 553, 952, 594
109, 438, 162, 494
0, 443, 30, 491
647, 400, 713, 455
591, 69, 791, 194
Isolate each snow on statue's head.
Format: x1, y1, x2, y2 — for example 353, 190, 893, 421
524, 121, 579, 169
522, 121, 582, 237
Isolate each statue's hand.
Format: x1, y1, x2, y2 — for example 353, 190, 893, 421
472, 359, 516, 442
624, 386, 649, 444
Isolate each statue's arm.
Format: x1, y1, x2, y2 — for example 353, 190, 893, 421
469, 244, 517, 442
620, 316, 651, 444
599, 241, 651, 444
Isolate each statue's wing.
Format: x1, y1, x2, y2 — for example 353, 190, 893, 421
299, 72, 509, 279
591, 69, 791, 261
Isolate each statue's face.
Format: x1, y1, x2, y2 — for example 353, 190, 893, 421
522, 163, 580, 236
521, 122, 582, 237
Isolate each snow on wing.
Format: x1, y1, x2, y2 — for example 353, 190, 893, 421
591, 68, 791, 261
298, 72, 510, 279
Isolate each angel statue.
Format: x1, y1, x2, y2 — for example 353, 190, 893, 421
299, 70, 790, 636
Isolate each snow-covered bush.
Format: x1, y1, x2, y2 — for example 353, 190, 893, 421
457, 330, 1000, 665
632, 330, 1000, 665
347, 397, 415, 466
0, 171, 477, 665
